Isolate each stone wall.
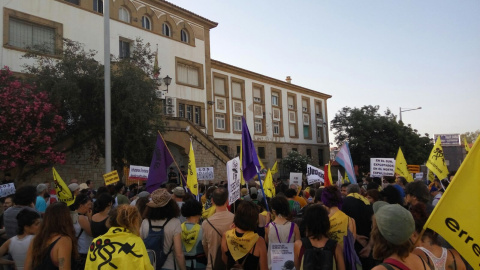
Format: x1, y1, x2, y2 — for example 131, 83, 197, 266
26, 146, 106, 188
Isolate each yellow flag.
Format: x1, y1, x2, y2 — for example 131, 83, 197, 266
423, 138, 480, 268
428, 169, 435, 183
395, 148, 414, 182
263, 169, 275, 198
52, 167, 74, 206
328, 161, 333, 182
464, 137, 470, 154
258, 155, 265, 170
426, 137, 449, 180
271, 161, 278, 175
187, 140, 198, 195
344, 171, 349, 183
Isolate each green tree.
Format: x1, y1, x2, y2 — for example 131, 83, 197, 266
331, 105, 432, 176
461, 130, 479, 144
23, 38, 164, 175
281, 150, 312, 174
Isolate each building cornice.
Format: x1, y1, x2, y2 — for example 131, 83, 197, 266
211, 59, 332, 100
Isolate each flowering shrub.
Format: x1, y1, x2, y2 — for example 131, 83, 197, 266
281, 150, 311, 174
0, 66, 65, 172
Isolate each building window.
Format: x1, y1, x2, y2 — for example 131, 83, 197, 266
317, 126, 324, 142
8, 18, 56, 54
258, 147, 265, 159
194, 107, 201, 125
232, 81, 242, 99
118, 7, 130, 23
304, 125, 310, 139
216, 114, 225, 130
253, 87, 262, 103
276, 148, 283, 159
273, 122, 280, 135
177, 63, 199, 87
65, 0, 80, 5
254, 119, 262, 134
186, 105, 193, 121
178, 103, 185, 118
302, 99, 308, 112
162, 23, 171, 37
142, 16, 151, 30
292, 148, 297, 152
287, 95, 295, 110
219, 145, 228, 154
315, 101, 323, 119
181, 29, 189, 43
306, 149, 312, 158
318, 149, 324, 166
214, 77, 226, 96
93, 0, 103, 13
119, 39, 130, 59
233, 116, 242, 132
237, 146, 241, 156
289, 123, 296, 137
272, 93, 279, 106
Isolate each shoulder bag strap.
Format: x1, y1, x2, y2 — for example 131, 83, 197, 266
206, 218, 222, 237
379, 263, 396, 270
287, 222, 295, 243
76, 228, 83, 239
448, 249, 457, 270
383, 258, 411, 270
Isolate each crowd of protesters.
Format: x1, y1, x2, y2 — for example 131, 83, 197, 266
0, 170, 471, 270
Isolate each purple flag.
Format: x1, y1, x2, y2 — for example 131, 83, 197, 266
241, 117, 261, 181
146, 134, 174, 193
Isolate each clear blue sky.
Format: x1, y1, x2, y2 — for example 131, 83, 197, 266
173, 0, 480, 142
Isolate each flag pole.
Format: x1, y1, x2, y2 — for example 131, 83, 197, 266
157, 131, 190, 193
256, 168, 270, 212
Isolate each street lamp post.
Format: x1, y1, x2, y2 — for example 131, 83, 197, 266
399, 107, 422, 122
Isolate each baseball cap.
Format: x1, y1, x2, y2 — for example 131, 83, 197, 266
172, 187, 185, 197
36, 184, 47, 194
68, 183, 80, 192
374, 202, 414, 245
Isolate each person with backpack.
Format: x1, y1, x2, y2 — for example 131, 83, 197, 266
201, 187, 233, 270
220, 200, 267, 270
265, 196, 300, 270
84, 204, 153, 270
294, 204, 345, 270
181, 199, 207, 270
140, 188, 186, 270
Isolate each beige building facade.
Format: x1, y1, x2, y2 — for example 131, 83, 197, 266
1, 0, 331, 184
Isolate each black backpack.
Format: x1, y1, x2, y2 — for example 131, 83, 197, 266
143, 218, 172, 270
299, 237, 337, 270
206, 219, 227, 270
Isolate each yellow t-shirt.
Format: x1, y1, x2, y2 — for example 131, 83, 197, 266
327, 210, 349, 247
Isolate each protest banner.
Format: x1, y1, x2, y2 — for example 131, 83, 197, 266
226, 157, 241, 205
289, 172, 303, 188
306, 164, 324, 185
128, 165, 149, 180
196, 167, 214, 180
415, 172, 424, 180
370, 158, 395, 177
103, 170, 120, 186
0, 183, 15, 198
270, 243, 295, 270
